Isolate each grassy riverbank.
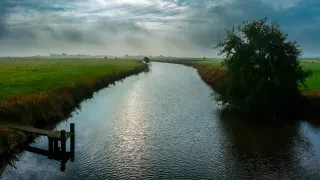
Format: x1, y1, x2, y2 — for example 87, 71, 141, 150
153, 59, 320, 119
0, 59, 148, 157
0, 59, 145, 101
153, 59, 320, 90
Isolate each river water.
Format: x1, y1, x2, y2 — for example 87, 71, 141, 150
2, 62, 320, 179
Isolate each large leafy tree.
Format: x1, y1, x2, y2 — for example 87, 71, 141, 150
216, 18, 312, 115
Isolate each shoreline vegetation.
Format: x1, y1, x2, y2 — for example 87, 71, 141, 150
152, 60, 320, 120
0, 59, 148, 161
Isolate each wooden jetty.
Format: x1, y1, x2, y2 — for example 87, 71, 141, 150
5, 124, 73, 139
5, 123, 75, 171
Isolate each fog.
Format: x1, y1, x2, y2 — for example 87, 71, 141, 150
0, 0, 320, 57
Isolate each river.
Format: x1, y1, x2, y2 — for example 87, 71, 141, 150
2, 62, 320, 179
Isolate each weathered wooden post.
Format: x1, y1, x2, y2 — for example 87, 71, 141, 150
48, 137, 53, 159
54, 140, 59, 152
60, 158, 66, 172
70, 123, 75, 161
61, 130, 66, 153
48, 138, 53, 151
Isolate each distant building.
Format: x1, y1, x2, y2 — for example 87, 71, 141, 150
62, 53, 67, 56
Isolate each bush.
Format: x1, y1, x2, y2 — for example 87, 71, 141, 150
216, 18, 312, 116
144, 57, 150, 63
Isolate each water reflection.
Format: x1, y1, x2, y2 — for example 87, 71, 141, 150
1, 123, 76, 175
25, 145, 75, 172
112, 79, 149, 179
217, 110, 314, 179
2, 62, 320, 179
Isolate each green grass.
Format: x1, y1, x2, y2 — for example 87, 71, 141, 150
301, 61, 320, 89
173, 59, 320, 90
0, 59, 143, 101
185, 60, 222, 67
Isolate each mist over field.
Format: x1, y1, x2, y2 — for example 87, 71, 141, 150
1, 0, 320, 57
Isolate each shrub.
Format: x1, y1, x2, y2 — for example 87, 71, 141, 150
144, 57, 150, 63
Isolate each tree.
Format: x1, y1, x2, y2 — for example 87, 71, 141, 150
144, 57, 150, 63
216, 18, 312, 116
203, 57, 206, 61
104, 56, 108, 60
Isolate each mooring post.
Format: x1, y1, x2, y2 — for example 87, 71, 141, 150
70, 123, 75, 161
61, 130, 66, 154
54, 140, 59, 152
48, 138, 53, 151
60, 158, 66, 172
48, 137, 53, 159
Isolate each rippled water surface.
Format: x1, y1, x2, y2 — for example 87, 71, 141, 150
2, 62, 320, 179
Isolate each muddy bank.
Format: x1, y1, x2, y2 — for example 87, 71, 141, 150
0, 63, 149, 160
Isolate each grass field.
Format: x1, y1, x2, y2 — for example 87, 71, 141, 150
301, 61, 320, 89
171, 59, 320, 90
0, 59, 147, 156
182, 60, 223, 67
0, 59, 143, 102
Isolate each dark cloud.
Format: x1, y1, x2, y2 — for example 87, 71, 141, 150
0, 0, 320, 57
184, 0, 320, 55
0, 0, 9, 38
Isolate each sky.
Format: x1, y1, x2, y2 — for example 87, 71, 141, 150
0, 0, 320, 57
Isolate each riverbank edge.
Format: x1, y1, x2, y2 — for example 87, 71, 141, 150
152, 60, 320, 120
0, 62, 149, 158
152, 60, 226, 90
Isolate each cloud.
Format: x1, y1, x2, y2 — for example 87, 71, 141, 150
260, 0, 302, 9
183, 0, 320, 56
0, 0, 320, 57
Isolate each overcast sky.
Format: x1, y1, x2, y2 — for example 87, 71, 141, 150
0, 0, 319, 57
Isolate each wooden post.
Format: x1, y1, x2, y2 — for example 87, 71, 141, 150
61, 130, 66, 153
48, 138, 53, 151
70, 123, 75, 161
60, 158, 66, 172
54, 140, 59, 152
48, 137, 53, 159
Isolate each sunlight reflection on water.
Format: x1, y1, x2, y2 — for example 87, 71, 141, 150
2, 62, 320, 180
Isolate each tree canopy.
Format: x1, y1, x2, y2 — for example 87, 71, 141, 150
216, 18, 312, 116
144, 57, 150, 63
